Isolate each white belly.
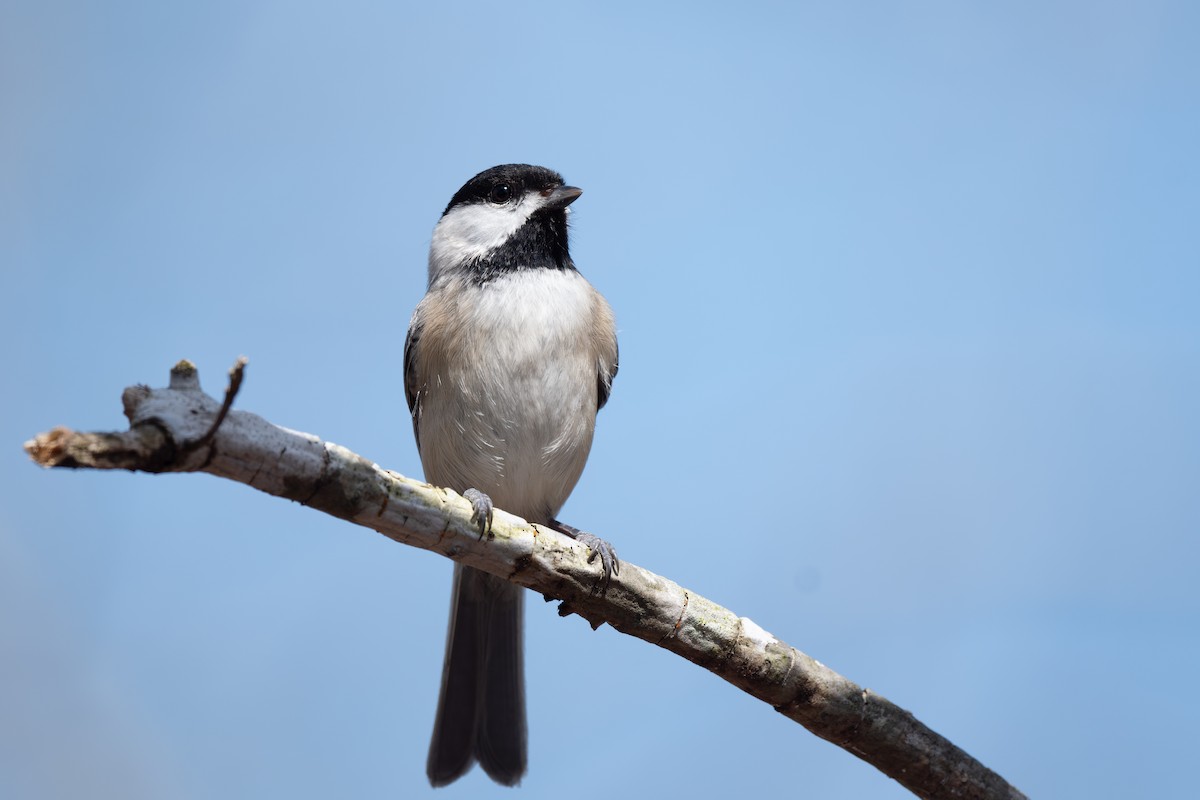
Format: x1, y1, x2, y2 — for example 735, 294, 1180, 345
415, 269, 600, 522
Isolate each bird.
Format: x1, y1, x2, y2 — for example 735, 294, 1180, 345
403, 164, 620, 787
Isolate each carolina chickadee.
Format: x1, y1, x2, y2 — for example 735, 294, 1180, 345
404, 164, 619, 787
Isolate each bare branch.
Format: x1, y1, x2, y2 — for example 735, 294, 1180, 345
23, 360, 1026, 800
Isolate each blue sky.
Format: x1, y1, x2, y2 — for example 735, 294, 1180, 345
3, 2, 1198, 798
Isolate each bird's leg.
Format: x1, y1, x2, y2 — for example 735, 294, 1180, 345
462, 488, 494, 539
548, 519, 619, 595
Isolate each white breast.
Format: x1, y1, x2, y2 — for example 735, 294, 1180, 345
414, 269, 601, 522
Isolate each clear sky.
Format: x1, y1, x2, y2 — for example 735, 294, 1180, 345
3, 2, 1198, 798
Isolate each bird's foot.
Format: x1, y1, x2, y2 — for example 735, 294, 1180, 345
549, 518, 619, 595
463, 488, 494, 539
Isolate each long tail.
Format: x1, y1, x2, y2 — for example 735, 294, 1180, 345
427, 565, 526, 787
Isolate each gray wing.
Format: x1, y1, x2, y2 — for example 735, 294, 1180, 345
594, 293, 619, 411
598, 338, 618, 411
403, 312, 423, 449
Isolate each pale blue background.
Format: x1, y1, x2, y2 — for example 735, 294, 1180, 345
3, 2, 1197, 798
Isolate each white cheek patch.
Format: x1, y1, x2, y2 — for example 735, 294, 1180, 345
428, 193, 552, 283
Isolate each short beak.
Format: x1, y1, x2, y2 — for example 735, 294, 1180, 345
543, 185, 583, 210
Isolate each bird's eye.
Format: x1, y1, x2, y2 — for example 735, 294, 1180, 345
488, 184, 513, 204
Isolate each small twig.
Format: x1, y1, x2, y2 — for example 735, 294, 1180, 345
186, 356, 247, 452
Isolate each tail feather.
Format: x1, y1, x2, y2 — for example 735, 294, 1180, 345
476, 576, 526, 786
427, 566, 526, 787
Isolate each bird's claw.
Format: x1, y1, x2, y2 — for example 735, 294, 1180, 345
463, 488, 493, 539
549, 518, 619, 595
575, 532, 620, 595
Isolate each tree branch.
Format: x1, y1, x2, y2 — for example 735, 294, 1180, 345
23, 359, 1026, 800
